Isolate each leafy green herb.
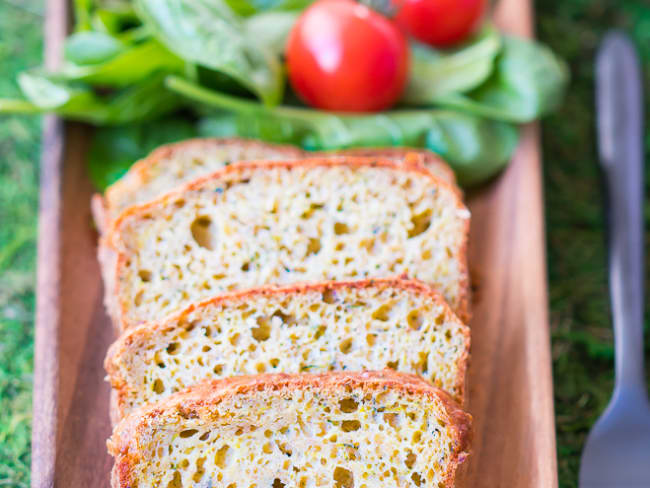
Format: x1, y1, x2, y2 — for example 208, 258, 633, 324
432, 36, 570, 123
402, 26, 501, 103
64, 31, 126, 65
243, 11, 299, 57
92, 3, 141, 36
89, 118, 198, 190
224, 0, 310, 16
168, 76, 518, 186
2, 71, 182, 125
61, 38, 184, 87
135, 0, 284, 105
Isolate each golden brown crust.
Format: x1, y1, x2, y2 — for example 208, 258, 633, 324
329, 146, 457, 187
93, 138, 459, 235
104, 277, 471, 419
103, 157, 470, 330
108, 371, 472, 488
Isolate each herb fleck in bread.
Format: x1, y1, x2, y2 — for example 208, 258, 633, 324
92, 138, 457, 232
103, 158, 470, 331
105, 278, 470, 421
107, 371, 472, 488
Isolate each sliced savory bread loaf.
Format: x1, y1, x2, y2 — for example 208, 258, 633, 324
92, 138, 457, 232
105, 278, 470, 421
107, 371, 472, 488
103, 158, 470, 331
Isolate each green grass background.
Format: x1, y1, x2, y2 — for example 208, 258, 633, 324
0, 0, 649, 486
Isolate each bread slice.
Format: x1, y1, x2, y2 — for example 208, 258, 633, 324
107, 371, 472, 488
92, 138, 304, 234
105, 278, 470, 421
92, 138, 457, 233
103, 158, 470, 331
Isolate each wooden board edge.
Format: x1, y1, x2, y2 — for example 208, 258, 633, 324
31, 0, 68, 487
516, 124, 559, 485
494, 0, 558, 483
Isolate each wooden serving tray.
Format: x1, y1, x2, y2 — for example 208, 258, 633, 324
31, 0, 557, 485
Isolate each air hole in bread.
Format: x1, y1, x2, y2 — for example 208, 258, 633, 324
334, 466, 354, 488
407, 309, 424, 330
408, 209, 432, 238
272, 309, 296, 326
251, 317, 271, 342
179, 429, 198, 438
322, 289, 337, 304
167, 471, 181, 488
272, 478, 285, 488
192, 457, 206, 482
301, 202, 324, 219
306, 237, 322, 256
314, 325, 327, 340
339, 338, 353, 354
166, 342, 180, 355
411, 472, 423, 486
413, 352, 429, 375
138, 270, 152, 282
214, 445, 231, 468
241, 262, 250, 271
338, 398, 358, 413
190, 216, 216, 250
276, 440, 292, 456
372, 303, 392, 322
360, 237, 375, 252
386, 360, 399, 370
405, 449, 417, 469
341, 420, 361, 432
153, 379, 164, 394
384, 413, 401, 429
334, 222, 350, 235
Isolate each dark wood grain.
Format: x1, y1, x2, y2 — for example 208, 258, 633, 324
32, 0, 557, 485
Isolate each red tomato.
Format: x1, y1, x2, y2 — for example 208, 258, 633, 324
286, 0, 409, 112
393, 0, 487, 47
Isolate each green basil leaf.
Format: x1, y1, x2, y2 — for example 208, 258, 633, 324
243, 11, 298, 56
12, 71, 182, 124
64, 31, 126, 65
403, 26, 502, 103
73, 0, 93, 31
92, 4, 141, 36
136, 0, 284, 105
224, 0, 311, 16
89, 118, 198, 190
432, 36, 569, 122
61, 38, 184, 87
168, 76, 518, 186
